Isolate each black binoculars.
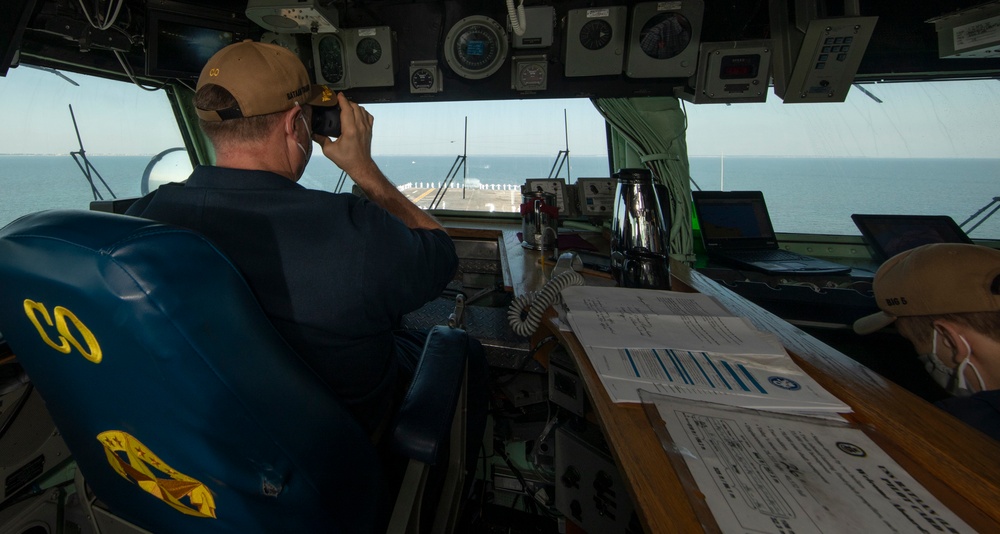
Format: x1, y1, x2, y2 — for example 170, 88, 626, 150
311, 105, 342, 137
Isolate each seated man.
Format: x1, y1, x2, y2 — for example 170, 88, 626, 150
854, 243, 1000, 441
126, 40, 487, 452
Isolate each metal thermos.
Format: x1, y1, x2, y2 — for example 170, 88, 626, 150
520, 190, 558, 250
610, 168, 671, 289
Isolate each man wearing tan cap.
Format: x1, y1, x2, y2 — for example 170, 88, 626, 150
854, 243, 1000, 441
125, 40, 487, 449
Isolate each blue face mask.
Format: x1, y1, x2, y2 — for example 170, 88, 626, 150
917, 329, 986, 397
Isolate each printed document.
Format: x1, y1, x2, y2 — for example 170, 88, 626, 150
646, 393, 975, 533
560, 287, 849, 412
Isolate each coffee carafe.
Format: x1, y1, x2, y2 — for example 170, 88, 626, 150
610, 168, 671, 289
520, 189, 558, 251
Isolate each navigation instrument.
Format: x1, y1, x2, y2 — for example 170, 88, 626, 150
444, 16, 509, 79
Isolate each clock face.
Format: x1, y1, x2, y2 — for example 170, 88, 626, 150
356, 36, 383, 65
580, 19, 613, 51
317, 34, 344, 84
444, 16, 508, 79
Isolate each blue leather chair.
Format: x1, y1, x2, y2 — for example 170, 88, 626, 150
0, 209, 468, 534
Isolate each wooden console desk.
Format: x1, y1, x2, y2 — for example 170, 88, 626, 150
497, 229, 1000, 533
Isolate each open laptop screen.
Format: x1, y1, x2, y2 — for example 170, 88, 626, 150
851, 214, 973, 263
693, 191, 778, 250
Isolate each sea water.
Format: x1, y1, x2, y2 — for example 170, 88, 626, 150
1, 154, 998, 239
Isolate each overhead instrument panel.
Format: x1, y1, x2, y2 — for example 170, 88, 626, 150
312, 32, 348, 89
444, 16, 509, 80
626, 0, 704, 79
345, 26, 395, 88
564, 6, 627, 77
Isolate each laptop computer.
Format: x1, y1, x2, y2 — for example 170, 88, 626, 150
851, 213, 973, 263
692, 190, 852, 275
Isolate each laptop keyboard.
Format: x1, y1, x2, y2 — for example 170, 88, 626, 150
725, 249, 803, 262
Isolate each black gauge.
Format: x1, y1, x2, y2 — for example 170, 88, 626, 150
317, 34, 344, 84
444, 16, 508, 79
517, 62, 546, 88
580, 19, 613, 51
411, 67, 435, 90
638, 13, 692, 60
356, 36, 382, 65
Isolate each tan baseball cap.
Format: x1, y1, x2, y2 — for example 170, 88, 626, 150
195, 40, 337, 122
853, 243, 1000, 335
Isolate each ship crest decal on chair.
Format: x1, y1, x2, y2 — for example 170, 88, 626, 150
98, 430, 217, 519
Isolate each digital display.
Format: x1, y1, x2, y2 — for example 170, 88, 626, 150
466, 40, 485, 57
719, 54, 760, 79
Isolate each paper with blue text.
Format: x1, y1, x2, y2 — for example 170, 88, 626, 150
560, 287, 850, 413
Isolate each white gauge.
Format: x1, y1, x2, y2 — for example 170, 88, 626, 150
444, 16, 508, 80
576, 178, 616, 217
525, 179, 568, 214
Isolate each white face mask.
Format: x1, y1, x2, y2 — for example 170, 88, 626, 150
289, 107, 311, 179
297, 112, 312, 159
917, 329, 986, 397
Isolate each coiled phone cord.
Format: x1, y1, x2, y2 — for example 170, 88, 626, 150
507, 269, 584, 337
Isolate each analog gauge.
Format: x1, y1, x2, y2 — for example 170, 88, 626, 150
356, 36, 382, 65
444, 16, 508, 79
317, 34, 344, 84
411, 67, 435, 90
518, 62, 546, 88
579, 19, 613, 51
638, 13, 692, 60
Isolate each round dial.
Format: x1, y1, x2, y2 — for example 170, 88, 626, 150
579, 19, 613, 51
518, 63, 545, 87
638, 13, 692, 60
356, 36, 383, 65
317, 34, 344, 84
444, 16, 508, 79
411, 68, 435, 90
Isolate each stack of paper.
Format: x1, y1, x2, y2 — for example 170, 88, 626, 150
559, 286, 851, 415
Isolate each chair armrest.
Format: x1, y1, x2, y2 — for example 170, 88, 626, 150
391, 325, 468, 465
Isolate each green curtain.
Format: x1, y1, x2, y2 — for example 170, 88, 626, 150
591, 97, 694, 265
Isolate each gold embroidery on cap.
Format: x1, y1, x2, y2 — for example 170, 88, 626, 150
321, 86, 334, 102
209, 68, 220, 77
23, 300, 102, 363
98, 431, 217, 519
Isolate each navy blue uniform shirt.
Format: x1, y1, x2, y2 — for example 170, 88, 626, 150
126, 166, 458, 432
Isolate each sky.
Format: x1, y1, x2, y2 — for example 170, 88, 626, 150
1, 64, 998, 158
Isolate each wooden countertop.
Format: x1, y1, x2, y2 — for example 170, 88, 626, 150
497, 231, 1000, 533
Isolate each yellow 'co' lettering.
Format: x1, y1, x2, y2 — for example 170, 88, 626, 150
22, 300, 103, 364
209, 68, 220, 77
